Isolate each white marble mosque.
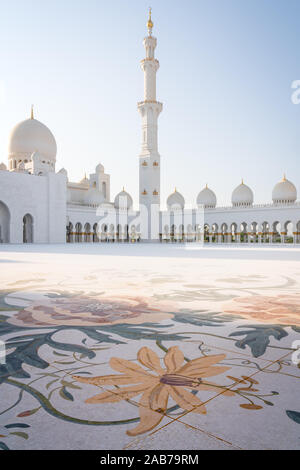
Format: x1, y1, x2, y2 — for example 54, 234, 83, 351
0, 11, 299, 245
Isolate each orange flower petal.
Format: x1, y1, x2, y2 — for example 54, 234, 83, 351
149, 384, 170, 412
164, 346, 185, 373
109, 357, 155, 379
126, 385, 168, 436
178, 354, 227, 376
168, 386, 206, 414
138, 347, 164, 375
85, 384, 150, 404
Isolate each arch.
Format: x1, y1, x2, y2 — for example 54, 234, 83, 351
0, 201, 10, 243
261, 221, 270, 243
249, 222, 258, 243
124, 224, 129, 242
23, 214, 33, 243
204, 224, 210, 243
75, 223, 82, 243
93, 223, 99, 243
212, 223, 218, 243
295, 221, 300, 244
240, 222, 248, 243
170, 224, 176, 242
220, 223, 228, 243
178, 224, 184, 242
272, 221, 281, 243
129, 225, 136, 243
162, 224, 169, 242
284, 220, 293, 244
84, 223, 91, 242
230, 223, 237, 243
117, 224, 122, 242
67, 222, 74, 243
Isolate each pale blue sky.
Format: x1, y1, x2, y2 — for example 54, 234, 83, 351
0, 0, 300, 207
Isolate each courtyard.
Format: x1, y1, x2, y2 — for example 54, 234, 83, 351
0, 244, 299, 450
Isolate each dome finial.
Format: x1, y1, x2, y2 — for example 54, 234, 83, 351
123, 186, 125, 192
31, 104, 34, 120
241, 178, 244, 185
282, 173, 287, 182
147, 7, 153, 35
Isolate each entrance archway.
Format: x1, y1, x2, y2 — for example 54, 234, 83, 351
0, 201, 10, 243
23, 214, 33, 243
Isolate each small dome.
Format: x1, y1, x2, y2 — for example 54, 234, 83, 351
80, 174, 89, 185
58, 168, 68, 177
85, 187, 105, 206
114, 189, 133, 210
272, 175, 297, 204
96, 163, 104, 173
0, 163, 7, 171
8, 117, 57, 161
232, 181, 253, 207
197, 185, 217, 208
167, 189, 185, 210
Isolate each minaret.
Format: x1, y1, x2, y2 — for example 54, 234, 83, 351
138, 8, 163, 214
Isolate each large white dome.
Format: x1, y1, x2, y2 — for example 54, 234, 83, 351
8, 117, 57, 162
197, 185, 216, 208
114, 189, 133, 210
232, 181, 253, 207
272, 176, 297, 204
167, 189, 185, 210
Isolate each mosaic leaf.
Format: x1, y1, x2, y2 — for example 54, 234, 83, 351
229, 325, 288, 357
5, 423, 30, 429
59, 387, 74, 402
0, 441, 9, 450
286, 410, 300, 424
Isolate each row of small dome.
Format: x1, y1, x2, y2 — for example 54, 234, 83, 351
108, 176, 297, 211
166, 176, 297, 209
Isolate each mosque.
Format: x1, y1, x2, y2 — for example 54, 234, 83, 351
0, 11, 299, 245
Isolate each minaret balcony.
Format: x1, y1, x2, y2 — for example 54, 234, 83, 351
140, 58, 159, 66
137, 101, 163, 117
138, 100, 162, 106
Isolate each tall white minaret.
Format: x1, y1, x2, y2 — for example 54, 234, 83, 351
138, 9, 163, 215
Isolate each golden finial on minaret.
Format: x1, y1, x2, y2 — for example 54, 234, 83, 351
147, 7, 153, 35
31, 104, 34, 120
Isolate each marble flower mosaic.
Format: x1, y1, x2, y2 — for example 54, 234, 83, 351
0, 247, 299, 450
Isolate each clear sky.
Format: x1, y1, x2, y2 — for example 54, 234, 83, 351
0, 0, 300, 208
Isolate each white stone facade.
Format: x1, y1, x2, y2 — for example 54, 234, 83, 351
0, 12, 299, 246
